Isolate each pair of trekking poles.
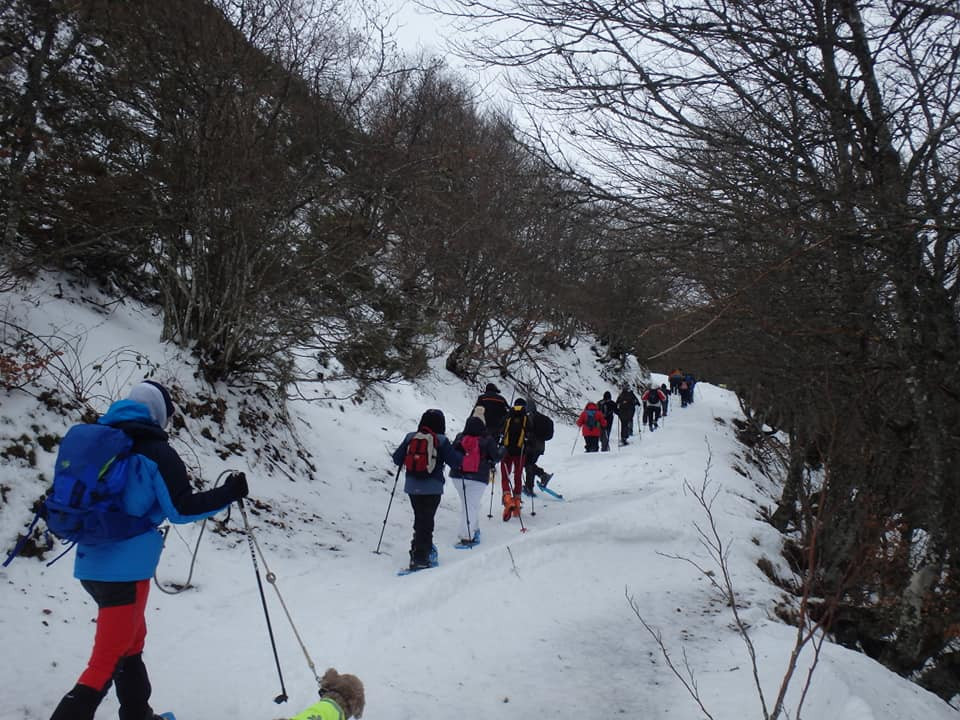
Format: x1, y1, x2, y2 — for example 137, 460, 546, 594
162, 471, 320, 706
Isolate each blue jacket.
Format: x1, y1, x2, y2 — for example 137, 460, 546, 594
392, 432, 463, 495
73, 400, 236, 582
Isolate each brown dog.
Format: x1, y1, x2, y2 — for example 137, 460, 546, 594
284, 668, 365, 719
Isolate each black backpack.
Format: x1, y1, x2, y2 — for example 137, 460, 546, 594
533, 412, 554, 441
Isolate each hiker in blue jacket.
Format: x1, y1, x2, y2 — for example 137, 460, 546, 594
49, 380, 248, 720
392, 409, 463, 570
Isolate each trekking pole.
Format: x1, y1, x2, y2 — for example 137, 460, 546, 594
374, 465, 402, 554
462, 478, 473, 545
488, 470, 495, 519
238, 498, 289, 704
570, 434, 578, 456
524, 456, 536, 517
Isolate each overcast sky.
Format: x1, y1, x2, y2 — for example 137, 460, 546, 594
389, 0, 456, 57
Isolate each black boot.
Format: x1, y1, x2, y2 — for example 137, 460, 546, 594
50, 683, 108, 720
114, 653, 155, 720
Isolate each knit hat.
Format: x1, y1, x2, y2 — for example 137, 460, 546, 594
419, 409, 446, 435
485, 382, 500, 394
128, 380, 175, 428
464, 416, 485, 436
603, 391, 612, 400
512, 397, 526, 408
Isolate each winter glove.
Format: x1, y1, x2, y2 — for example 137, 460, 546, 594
224, 471, 249, 501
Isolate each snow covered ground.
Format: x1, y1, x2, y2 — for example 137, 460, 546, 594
1, 276, 958, 720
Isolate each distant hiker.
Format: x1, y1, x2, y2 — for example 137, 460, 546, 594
48, 380, 249, 720
659, 383, 670, 417
392, 409, 463, 570
576, 401, 607, 453
598, 391, 618, 452
669, 368, 683, 395
615, 386, 639, 445
522, 400, 555, 496
500, 398, 529, 521
450, 416, 503, 545
642, 385, 666, 431
475, 382, 509, 440
683, 373, 697, 405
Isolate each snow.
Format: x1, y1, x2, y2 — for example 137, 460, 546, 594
1, 275, 958, 720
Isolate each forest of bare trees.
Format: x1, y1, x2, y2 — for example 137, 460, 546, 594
1, 0, 650, 387
4, 0, 960, 703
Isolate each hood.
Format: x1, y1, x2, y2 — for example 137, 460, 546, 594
99, 399, 158, 427
464, 416, 485, 436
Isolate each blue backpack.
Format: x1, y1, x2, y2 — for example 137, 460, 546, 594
43, 424, 155, 545
585, 409, 598, 429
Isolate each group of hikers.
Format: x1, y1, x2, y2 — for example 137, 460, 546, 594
391, 372, 699, 571
668, 368, 698, 407
572, 371, 697, 453
574, 373, 699, 452
391, 382, 555, 571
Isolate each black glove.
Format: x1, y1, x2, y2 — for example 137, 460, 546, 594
224, 471, 248, 501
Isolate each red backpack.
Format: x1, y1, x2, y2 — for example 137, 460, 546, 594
460, 435, 481, 473
404, 428, 438, 475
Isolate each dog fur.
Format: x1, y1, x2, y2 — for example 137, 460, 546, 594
279, 668, 365, 720
320, 668, 365, 719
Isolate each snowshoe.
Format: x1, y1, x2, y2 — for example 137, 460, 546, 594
537, 482, 564, 500
455, 530, 481, 549
397, 559, 438, 575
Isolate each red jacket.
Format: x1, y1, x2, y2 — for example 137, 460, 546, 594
576, 402, 607, 437
643, 389, 665, 406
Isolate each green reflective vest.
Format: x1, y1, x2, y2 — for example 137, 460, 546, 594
289, 697, 345, 720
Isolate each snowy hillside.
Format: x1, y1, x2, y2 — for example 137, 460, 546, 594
1, 276, 958, 720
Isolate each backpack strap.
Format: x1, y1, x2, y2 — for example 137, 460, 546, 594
1, 511, 43, 567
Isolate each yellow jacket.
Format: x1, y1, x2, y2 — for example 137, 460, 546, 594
289, 697, 345, 720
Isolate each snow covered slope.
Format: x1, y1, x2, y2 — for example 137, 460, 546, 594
1, 275, 957, 719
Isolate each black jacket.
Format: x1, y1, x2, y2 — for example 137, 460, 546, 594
616, 390, 639, 416
476, 392, 509, 435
